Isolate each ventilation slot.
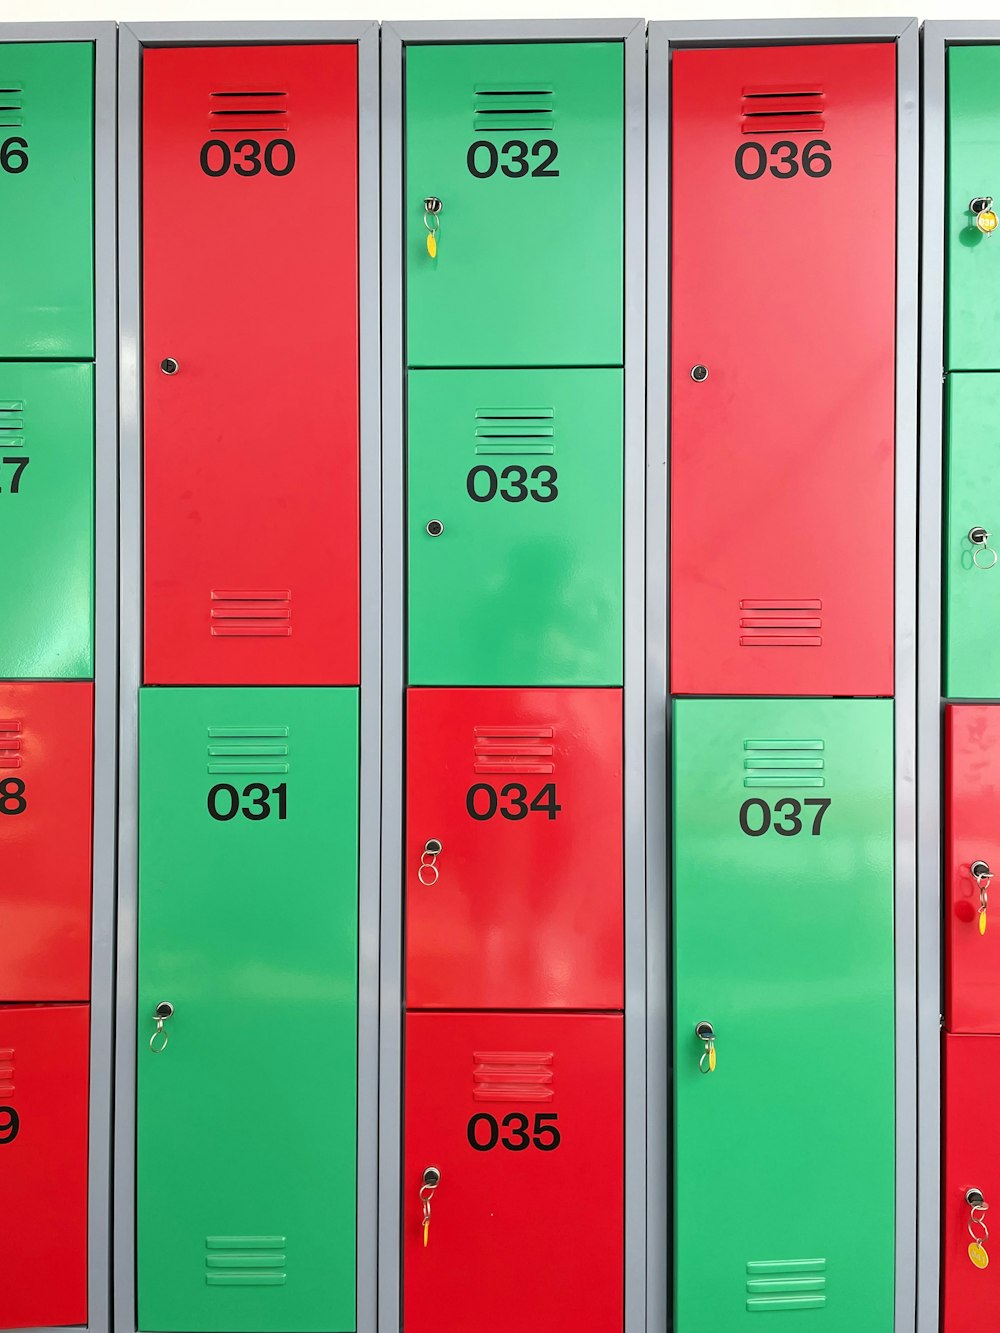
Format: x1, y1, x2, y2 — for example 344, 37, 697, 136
744, 738, 825, 789
739, 599, 822, 648
205, 1237, 287, 1287
211, 590, 291, 638
746, 1258, 827, 1313
207, 725, 289, 775
0, 89, 23, 128
474, 725, 555, 775
473, 1051, 554, 1102
208, 90, 289, 133
473, 84, 554, 132
0, 721, 22, 770
741, 86, 825, 135
0, 1048, 13, 1096
0, 402, 25, 453
474, 407, 555, 457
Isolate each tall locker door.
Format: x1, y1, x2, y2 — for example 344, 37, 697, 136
0, 683, 93, 1001
143, 45, 359, 687
404, 1011, 623, 1333
942, 1034, 1000, 1331
405, 42, 623, 368
408, 369, 624, 685
946, 46, 1000, 370
670, 43, 896, 696
0, 363, 94, 679
406, 687, 623, 1011
137, 687, 358, 1333
674, 698, 894, 1330
0, 42, 93, 358
0, 1003, 89, 1329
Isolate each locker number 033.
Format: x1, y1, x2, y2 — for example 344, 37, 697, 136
734, 139, 832, 180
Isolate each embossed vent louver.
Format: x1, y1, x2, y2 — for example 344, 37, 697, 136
0, 1048, 14, 1096
0, 720, 22, 770
473, 84, 554, 132
739, 599, 822, 648
0, 89, 23, 129
473, 1051, 554, 1102
474, 407, 555, 457
205, 1236, 287, 1287
210, 589, 291, 638
744, 738, 825, 789
208, 90, 289, 133
207, 725, 290, 775
741, 86, 825, 135
474, 725, 555, 775
746, 1258, 827, 1313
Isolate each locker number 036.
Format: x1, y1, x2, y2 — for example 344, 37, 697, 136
735, 139, 832, 180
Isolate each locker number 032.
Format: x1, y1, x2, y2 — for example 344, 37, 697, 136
735, 139, 832, 180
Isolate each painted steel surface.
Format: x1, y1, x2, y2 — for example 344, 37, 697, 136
137, 686, 359, 1332
143, 43, 359, 686
670, 42, 896, 696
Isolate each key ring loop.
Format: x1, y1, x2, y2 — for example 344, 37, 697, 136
974, 544, 999, 570
424, 212, 439, 235
699, 1048, 713, 1074
150, 1023, 169, 1053
418, 857, 439, 887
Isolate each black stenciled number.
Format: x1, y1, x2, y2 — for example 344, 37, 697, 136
0, 457, 28, 494
769, 140, 799, 179
200, 138, 296, 177
467, 139, 560, 179
736, 139, 832, 180
739, 796, 831, 837
466, 781, 561, 822
208, 781, 288, 822
0, 1107, 19, 1144
500, 139, 530, 179
233, 138, 263, 177
466, 464, 559, 504
200, 140, 230, 177
467, 1111, 561, 1152
467, 1112, 500, 1151
0, 777, 26, 816
0, 137, 28, 174
531, 140, 559, 177
734, 142, 767, 180
501, 1112, 531, 1150
467, 140, 499, 179
802, 140, 832, 177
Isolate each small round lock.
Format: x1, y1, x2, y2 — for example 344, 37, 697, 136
426, 519, 444, 537
155, 1001, 174, 1020
968, 1188, 986, 1209
422, 1166, 442, 1188
695, 1021, 715, 1041
424, 838, 442, 855
972, 197, 993, 216
972, 861, 992, 880
971, 527, 989, 546
424, 197, 442, 215
690, 364, 709, 383
160, 357, 179, 376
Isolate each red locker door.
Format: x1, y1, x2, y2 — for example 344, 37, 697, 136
143, 44, 359, 686
0, 1003, 88, 1329
943, 1034, 1000, 1332
670, 42, 896, 696
946, 705, 1000, 1033
0, 683, 92, 1002
406, 688, 623, 1011
404, 1012, 623, 1333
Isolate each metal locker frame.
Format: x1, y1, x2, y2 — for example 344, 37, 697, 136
378, 19, 646, 1333
113, 21, 381, 1333
0, 20, 117, 1333
647, 18, 919, 1333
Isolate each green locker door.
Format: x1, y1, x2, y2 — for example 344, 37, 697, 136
0, 42, 93, 358
674, 699, 894, 1332
408, 368, 623, 685
137, 687, 359, 1333
405, 42, 624, 369
0, 363, 93, 678
945, 374, 1000, 697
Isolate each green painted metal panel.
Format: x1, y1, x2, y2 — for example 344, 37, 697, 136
137, 687, 359, 1333
674, 698, 894, 1332
944, 373, 1000, 697
0, 42, 93, 358
407, 368, 623, 686
0, 363, 93, 678
405, 42, 624, 369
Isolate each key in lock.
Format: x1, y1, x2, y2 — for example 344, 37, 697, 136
420, 1166, 441, 1248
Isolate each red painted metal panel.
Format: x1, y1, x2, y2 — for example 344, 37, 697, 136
404, 1011, 623, 1333
406, 688, 623, 1011
0, 1003, 88, 1328
943, 1034, 1000, 1331
143, 44, 359, 686
670, 42, 896, 696
0, 683, 92, 1002
945, 705, 1000, 1034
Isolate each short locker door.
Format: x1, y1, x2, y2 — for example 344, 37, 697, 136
0, 1003, 89, 1330
0, 683, 92, 1002
670, 43, 896, 697
944, 375, 1000, 697
137, 687, 358, 1333
942, 1034, 1000, 1333
674, 698, 894, 1331
0, 364, 93, 679
947, 46, 1000, 370
404, 1011, 623, 1333
408, 369, 623, 686
143, 45, 359, 687
406, 687, 622, 1011
405, 42, 623, 369
0, 42, 93, 359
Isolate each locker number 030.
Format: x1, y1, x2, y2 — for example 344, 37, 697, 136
199, 138, 296, 178
735, 139, 832, 180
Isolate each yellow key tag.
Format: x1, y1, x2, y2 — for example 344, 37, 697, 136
422, 1219, 429, 1248
969, 1241, 989, 1269
426, 232, 437, 259
981, 910, 988, 936
708, 1046, 717, 1072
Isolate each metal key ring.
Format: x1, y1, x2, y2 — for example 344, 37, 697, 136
974, 544, 999, 569
150, 1026, 169, 1053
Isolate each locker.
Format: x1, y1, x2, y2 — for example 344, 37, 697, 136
407, 369, 623, 686
942, 1034, 1000, 1332
405, 42, 624, 369
404, 1011, 623, 1333
143, 44, 359, 687
0, 363, 94, 679
0, 683, 93, 1002
0, 1003, 89, 1329
947, 46, 1000, 371
944, 374, 1000, 697
406, 687, 622, 1011
0, 42, 93, 359
137, 687, 359, 1333
945, 705, 1000, 1032
674, 698, 894, 1331
670, 43, 896, 697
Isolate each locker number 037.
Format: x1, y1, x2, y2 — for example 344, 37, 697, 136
739, 797, 831, 837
